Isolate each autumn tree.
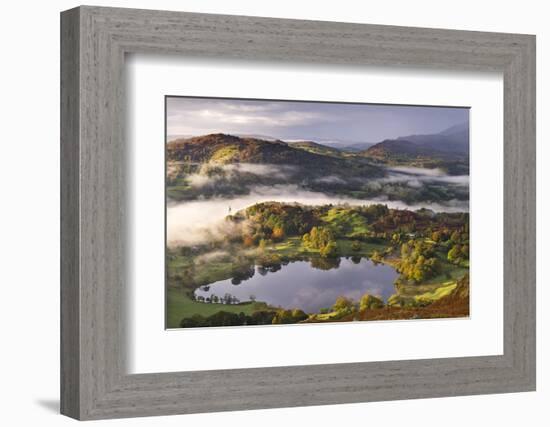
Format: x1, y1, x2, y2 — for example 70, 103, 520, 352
242, 234, 255, 247
447, 244, 464, 264
258, 239, 267, 251
397, 239, 439, 283
320, 240, 338, 258
333, 296, 354, 312
359, 294, 384, 311
271, 226, 285, 241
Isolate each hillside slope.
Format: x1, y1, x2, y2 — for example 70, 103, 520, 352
167, 133, 382, 178
287, 140, 344, 157
362, 122, 469, 161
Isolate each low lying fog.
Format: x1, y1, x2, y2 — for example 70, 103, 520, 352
167, 184, 469, 247
186, 163, 296, 188
379, 166, 469, 188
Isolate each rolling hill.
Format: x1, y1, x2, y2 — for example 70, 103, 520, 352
326, 142, 377, 152
287, 140, 344, 157
167, 133, 382, 178
362, 122, 469, 161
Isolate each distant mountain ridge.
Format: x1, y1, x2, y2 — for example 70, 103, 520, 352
334, 142, 377, 152
287, 140, 343, 157
362, 122, 469, 160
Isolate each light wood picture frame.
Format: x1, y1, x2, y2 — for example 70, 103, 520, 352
60, 5, 536, 420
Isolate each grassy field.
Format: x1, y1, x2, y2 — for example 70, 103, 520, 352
166, 201, 469, 327
166, 288, 266, 328
355, 275, 470, 321
167, 235, 467, 326
264, 236, 387, 259
167, 248, 255, 289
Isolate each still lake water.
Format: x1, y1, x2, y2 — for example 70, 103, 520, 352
194, 257, 399, 313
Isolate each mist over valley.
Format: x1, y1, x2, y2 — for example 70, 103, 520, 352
165, 98, 471, 328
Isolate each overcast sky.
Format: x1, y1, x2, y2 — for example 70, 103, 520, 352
166, 97, 469, 144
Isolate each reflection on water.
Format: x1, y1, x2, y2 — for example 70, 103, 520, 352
194, 257, 399, 313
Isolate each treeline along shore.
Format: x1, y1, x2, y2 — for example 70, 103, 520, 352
167, 202, 469, 328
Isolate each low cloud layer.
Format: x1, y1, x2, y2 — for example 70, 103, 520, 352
185, 163, 296, 189
374, 166, 469, 189
386, 166, 446, 176
314, 175, 347, 184
167, 184, 469, 247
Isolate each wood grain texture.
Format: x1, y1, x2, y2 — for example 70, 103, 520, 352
60, 6, 536, 420
60, 7, 80, 419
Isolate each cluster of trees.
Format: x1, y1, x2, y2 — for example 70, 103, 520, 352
360, 294, 385, 310
358, 204, 390, 221
256, 253, 284, 269
318, 294, 386, 320
310, 256, 341, 270
306, 293, 387, 322
183, 291, 390, 328
370, 250, 383, 263
397, 240, 440, 283
444, 228, 470, 265
374, 209, 418, 232
272, 309, 308, 324
179, 310, 277, 328
302, 226, 339, 258
232, 203, 469, 264
333, 294, 385, 313
240, 202, 317, 245
431, 228, 468, 244
194, 292, 241, 305
447, 243, 469, 265
236, 203, 393, 251
333, 296, 355, 312
230, 263, 255, 284
370, 208, 468, 240
179, 308, 308, 328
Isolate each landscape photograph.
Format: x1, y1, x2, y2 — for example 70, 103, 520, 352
165, 96, 470, 329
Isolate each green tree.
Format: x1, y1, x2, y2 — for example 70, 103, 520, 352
447, 244, 462, 264
450, 230, 461, 243
333, 296, 354, 312
309, 227, 319, 247
320, 240, 338, 258
360, 294, 384, 311
272, 309, 294, 324
370, 250, 382, 263
291, 309, 308, 322
258, 239, 267, 251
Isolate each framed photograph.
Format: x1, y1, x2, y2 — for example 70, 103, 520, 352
61, 6, 536, 420
165, 96, 471, 329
